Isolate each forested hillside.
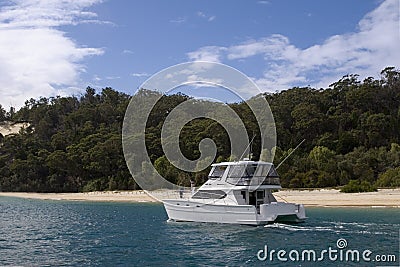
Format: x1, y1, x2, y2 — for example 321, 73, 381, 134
0, 67, 399, 192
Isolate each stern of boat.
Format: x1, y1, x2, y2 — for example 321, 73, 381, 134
259, 202, 306, 223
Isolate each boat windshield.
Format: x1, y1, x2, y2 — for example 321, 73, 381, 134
227, 164, 277, 178
209, 166, 227, 179
226, 163, 280, 186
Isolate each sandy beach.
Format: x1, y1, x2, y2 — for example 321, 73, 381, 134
1, 188, 399, 207
0, 190, 158, 202
274, 188, 400, 207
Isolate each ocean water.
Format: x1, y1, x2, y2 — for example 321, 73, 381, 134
0, 197, 399, 267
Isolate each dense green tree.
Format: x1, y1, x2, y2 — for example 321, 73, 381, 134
154, 155, 179, 184
376, 167, 400, 187
0, 67, 399, 192
308, 146, 336, 170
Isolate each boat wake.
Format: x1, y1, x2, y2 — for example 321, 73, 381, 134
264, 222, 391, 235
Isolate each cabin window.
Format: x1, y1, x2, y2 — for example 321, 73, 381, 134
245, 165, 257, 177
267, 167, 278, 177
253, 164, 278, 178
227, 165, 246, 177
209, 166, 227, 179
227, 164, 277, 178
225, 164, 280, 185
192, 190, 227, 199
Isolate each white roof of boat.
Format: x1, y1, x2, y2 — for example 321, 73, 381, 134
211, 160, 274, 166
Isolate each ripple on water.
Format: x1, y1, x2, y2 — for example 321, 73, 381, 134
0, 198, 398, 266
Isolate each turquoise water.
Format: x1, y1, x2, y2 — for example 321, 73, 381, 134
0, 197, 399, 266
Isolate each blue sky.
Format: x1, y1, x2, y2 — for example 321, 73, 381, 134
0, 0, 399, 108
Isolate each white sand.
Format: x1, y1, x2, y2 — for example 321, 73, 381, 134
1, 188, 399, 207
274, 188, 400, 207
0, 191, 157, 202
0, 121, 30, 136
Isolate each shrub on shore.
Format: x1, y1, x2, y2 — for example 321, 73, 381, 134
340, 180, 377, 193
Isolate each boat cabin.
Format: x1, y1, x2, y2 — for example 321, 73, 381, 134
192, 161, 281, 212
164, 160, 306, 224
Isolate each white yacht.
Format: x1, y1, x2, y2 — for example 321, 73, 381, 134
162, 160, 306, 225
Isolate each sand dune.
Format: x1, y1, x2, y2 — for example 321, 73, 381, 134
0, 121, 30, 136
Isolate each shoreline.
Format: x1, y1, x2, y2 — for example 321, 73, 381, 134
1, 188, 400, 207
274, 188, 400, 207
0, 190, 158, 203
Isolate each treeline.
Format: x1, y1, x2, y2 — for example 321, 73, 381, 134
268, 67, 400, 192
0, 88, 135, 192
0, 67, 399, 192
267, 68, 400, 192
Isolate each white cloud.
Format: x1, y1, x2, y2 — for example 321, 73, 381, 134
187, 46, 226, 62
227, 35, 299, 61
0, 0, 104, 28
208, 16, 216, 22
170, 17, 187, 24
122, 49, 134, 55
106, 76, 120, 80
0, 0, 104, 108
93, 75, 102, 81
196, 11, 216, 22
187, 0, 400, 93
197, 11, 206, 18
131, 72, 150, 78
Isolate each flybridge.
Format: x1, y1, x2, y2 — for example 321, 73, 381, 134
209, 161, 281, 186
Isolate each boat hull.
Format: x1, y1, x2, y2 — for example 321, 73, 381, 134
163, 199, 306, 225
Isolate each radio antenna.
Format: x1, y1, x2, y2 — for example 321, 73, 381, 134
238, 135, 256, 161
275, 139, 305, 170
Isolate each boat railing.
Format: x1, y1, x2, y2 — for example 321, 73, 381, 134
192, 190, 226, 200
158, 189, 240, 206
226, 176, 280, 186
155, 189, 193, 200
190, 193, 238, 205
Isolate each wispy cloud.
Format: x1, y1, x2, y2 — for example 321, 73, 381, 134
106, 76, 120, 80
122, 49, 134, 54
196, 11, 216, 22
208, 16, 216, 22
187, 0, 400, 93
131, 72, 150, 78
170, 17, 187, 24
0, 0, 104, 108
187, 46, 227, 62
93, 75, 102, 81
